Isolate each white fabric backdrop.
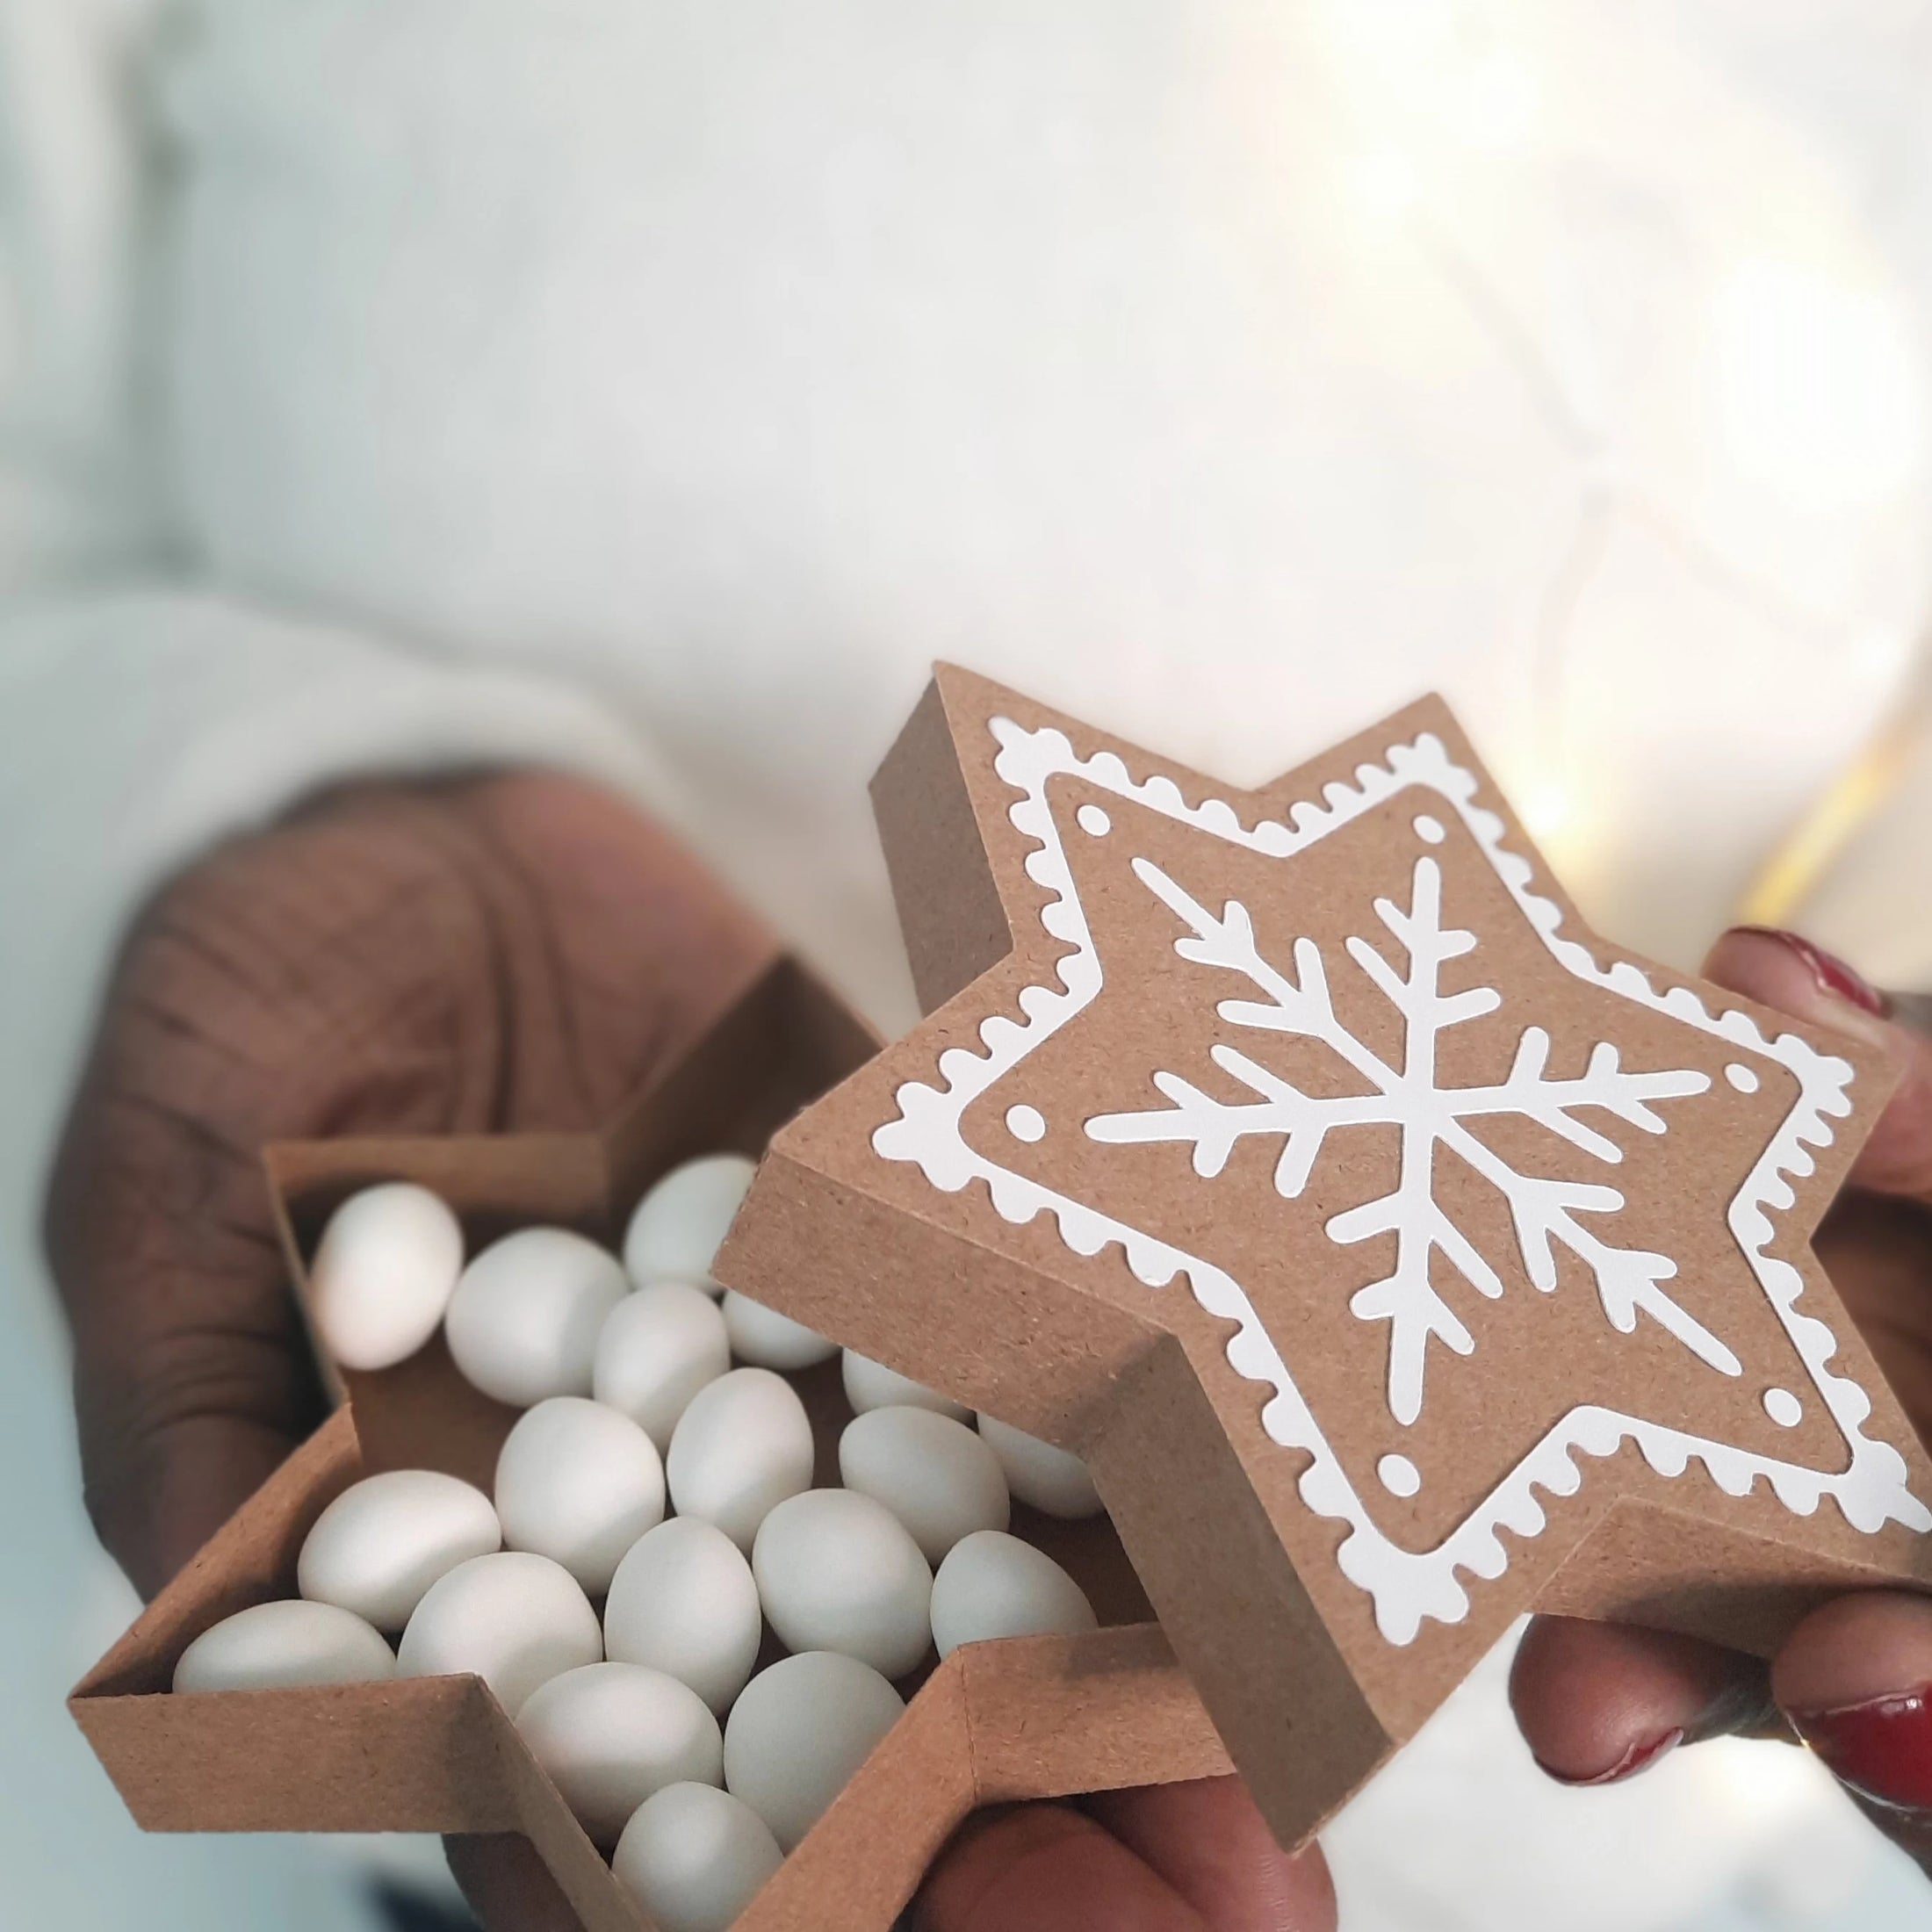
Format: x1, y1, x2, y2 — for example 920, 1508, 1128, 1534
5, 3, 1932, 1928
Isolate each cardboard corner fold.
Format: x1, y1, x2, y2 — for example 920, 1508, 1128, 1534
869, 674, 1013, 1016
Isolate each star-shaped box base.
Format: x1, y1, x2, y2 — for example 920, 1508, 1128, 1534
71, 952, 1227, 1932
715, 667, 1932, 1849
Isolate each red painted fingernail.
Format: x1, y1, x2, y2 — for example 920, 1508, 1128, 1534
1729, 928, 1891, 1019
1790, 1689, 1932, 1811
1534, 1727, 1683, 1787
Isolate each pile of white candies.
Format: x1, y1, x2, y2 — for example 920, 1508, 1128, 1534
171, 1157, 1103, 1932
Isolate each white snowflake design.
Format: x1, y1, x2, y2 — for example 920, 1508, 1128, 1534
872, 716, 1928, 1641
1086, 849, 1737, 1425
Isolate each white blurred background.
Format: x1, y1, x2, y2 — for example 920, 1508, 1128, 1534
6, 2, 1932, 1928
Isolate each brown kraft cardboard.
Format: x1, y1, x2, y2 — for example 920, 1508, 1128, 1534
716, 665, 1932, 1850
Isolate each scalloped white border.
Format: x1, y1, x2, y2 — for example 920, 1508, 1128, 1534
872, 717, 1930, 1644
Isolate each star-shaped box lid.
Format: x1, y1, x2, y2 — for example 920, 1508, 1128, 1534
716, 665, 1932, 1847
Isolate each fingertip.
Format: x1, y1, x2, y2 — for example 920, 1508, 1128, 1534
1776, 1593, 1932, 1814
1089, 1777, 1337, 1932
915, 1803, 1200, 1932
1775, 1591, 1932, 1718
1703, 928, 1932, 1200
1704, 928, 1891, 1031
1510, 1616, 1766, 1784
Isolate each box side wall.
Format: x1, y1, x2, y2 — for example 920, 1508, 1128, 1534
724, 1151, 1386, 1849
268, 1140, 597, 1489
73, 1679, 519, 1834
716, 1151, 1164, 1450
769, 954, 885, 1106
735, 1659, 975, 1932
869, 676, 1013, 1018
69, 1409, 534, 1842
961, 1626, 1230, 1800
74, 1408, 363, 1701
269, 1133, 612, 1251
1087, 1342, 1394, 1852
494, 1699, 653, 1932
603, 955, 880, 1225
1535, 1492, 1932, 1654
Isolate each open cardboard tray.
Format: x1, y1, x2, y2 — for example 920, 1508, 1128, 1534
70, 952, 1230, 1932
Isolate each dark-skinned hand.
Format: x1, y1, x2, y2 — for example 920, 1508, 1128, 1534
40, 771, 1330, 1929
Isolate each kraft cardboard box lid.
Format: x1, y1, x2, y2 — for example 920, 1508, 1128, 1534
715, 664, 1932, 1849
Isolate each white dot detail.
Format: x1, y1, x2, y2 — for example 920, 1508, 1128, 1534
1725, 1063, 1761, 1093
1763, 1388, 1802, 1428
1006, 1105, 1048, 1143
1413, 815, 1446, 845
1377, 1453, 1422, 1498
1077, 804, 1112, 837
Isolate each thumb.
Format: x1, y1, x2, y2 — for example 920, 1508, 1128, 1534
45, 970, 326, 1601
915, 1780, 1335, 1932
41, 789, 477, 1598
1703, 928, 1932, 1204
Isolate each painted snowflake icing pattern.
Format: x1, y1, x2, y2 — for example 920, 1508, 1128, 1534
1086, 847, 1737, 1424
873, 714, 1928, 1642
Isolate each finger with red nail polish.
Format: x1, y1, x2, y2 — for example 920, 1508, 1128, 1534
1703, 928, 1932, 1202
1777, 1594, 1932, 1815
1726, 927, 1892, 1017
1539, 1727, 1684, 1789
1511, 1616, 1775, 1787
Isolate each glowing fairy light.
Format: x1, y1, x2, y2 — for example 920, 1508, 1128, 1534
1520, 778, 1576, 845
1740, 643, 1932, 928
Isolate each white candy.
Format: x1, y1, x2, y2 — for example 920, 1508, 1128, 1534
929, 1531, 1098, 1659
840, 1350, 969, 1423
594, 1283, 731, 1449
173, 1599, 394, 1693
604, 1518, 762, 1717
398, 1552, 602, 1715
307, 1183, 463, 1372
667, 1368, 814, 1552
720, 1291, 837, 1372
298, 1469, 501, 1630
614, 1782, 783, 1932
515, 1662, 722, 1848
751, 1490, 932, 1679
443, 1227, 629, 1408
624, 1154, 755, 1291
494, 1398, 666, 1593
723, 1653, 905, 1850
839, 1408, 1009, 1565
976, 1415, 1102, 1518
